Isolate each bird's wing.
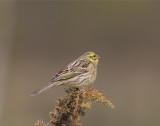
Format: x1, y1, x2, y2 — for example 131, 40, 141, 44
51, 67, 88, 82
54, 71, 79, 81
50, 59, 90, 82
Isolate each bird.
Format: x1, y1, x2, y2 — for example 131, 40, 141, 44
31, 52, 100, 96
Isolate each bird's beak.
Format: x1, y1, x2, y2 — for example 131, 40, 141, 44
97, 55, 100, 59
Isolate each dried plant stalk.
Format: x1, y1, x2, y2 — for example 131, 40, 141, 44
35, 87, 114, 126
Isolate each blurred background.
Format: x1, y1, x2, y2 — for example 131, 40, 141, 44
0, 1, 160, 126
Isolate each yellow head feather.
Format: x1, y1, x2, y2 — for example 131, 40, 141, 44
81, 52, 100, 65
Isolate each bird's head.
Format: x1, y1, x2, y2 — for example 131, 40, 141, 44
81, 52, 100, 65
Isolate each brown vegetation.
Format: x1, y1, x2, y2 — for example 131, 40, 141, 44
35, 87, 114, 126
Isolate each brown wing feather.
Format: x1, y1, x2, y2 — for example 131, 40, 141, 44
50, 67, 69, 82
70, 59, 91, 72
50, 59, 90, 82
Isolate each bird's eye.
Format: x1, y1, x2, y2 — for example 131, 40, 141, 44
93, 55, 96, 57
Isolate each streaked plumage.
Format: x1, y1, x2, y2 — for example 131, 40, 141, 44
31, 52, 100, 96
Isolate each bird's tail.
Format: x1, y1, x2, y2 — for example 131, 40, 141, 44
30, 82, 62, 96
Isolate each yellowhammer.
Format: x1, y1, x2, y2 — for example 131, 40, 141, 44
31, 52, 100, 96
